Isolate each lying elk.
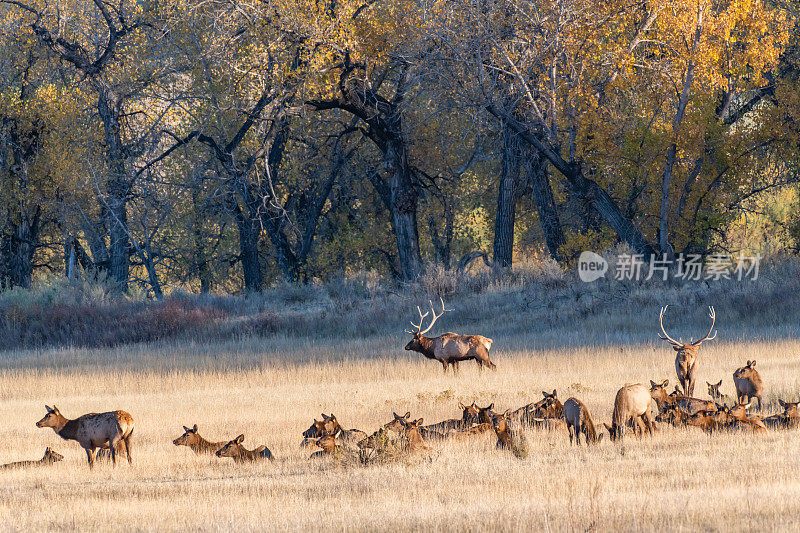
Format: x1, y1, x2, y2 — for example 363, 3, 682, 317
0, 447, 64, 469
301, 413, 366, 448
36, 405, 134, 468
173, 424, 227, 455
658, 305, 717, 397
491, 410, 528, 458
215, 434, 274, 463
764, 400, 800, 430
404, 298, 496, 372
733, 360, 763, 410
649, 379, 717, 415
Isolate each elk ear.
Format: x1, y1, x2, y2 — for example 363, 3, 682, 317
44, 405, 52, 412
541, 391, 549, 398
459, 402, 465, 410
488, 403, 494, 410
192, 424, 198, 432
504, 409, 511, 417
416, 418, 423, 425
235, 434, 245, 443
45, 447, 51, 453
661, 379, 669, 388
779, 400, 787, 408
552, 390, 557, 397
404, 412, 410, 419
716, 380, 722, 387
751, 360, 756, 367
51, 405, 59, 414
183, 426, 190, 432
650, 380, 656, 388
321, 413, 329, 420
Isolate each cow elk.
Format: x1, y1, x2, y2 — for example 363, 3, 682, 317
215, 434, 274, 463
649, 379, 716, 415
658, 305, 717, 397
706, 380, 730, 404
0, 447, 64, 469
491, 410, 528, 458
733, 360, 763, 410
604, 384, 654, 441
564, 398, 603, 445
764, 400, 800, 429
301, 413, 366, 448
173, 424, 227, 455
404, 298, 496, 372
36, 405, 134, 468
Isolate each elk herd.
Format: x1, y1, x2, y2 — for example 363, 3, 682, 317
2, 303, 798, 471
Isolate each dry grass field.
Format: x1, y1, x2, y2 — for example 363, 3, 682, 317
2, 330, 800, 531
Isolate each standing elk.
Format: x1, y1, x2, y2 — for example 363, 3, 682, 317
36, 405, 134, 468
404, 298, 496, 372
658, 305, 717, 397
604, 384, 654, 441
0, 447, 64, 469
733, 360, 763, 410
563, 398, 603, 445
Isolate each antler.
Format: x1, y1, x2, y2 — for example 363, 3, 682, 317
658, 306, 682, 346
406, 297, 453, 335
691, 306, 717, 345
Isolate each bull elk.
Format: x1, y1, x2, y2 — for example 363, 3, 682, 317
36, 405, 133, 468
658, 305, 717, 397
404, 298, 496, 372
0, 447, 64, 469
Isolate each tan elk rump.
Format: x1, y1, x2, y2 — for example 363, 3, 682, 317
604, 384, 654, 441
36, 405, 133, 468
563, 398, 602, 445
404, 298, 496, 372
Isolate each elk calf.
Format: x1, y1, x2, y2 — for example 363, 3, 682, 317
173, 425, 228, 455
36, 405, 133, 468
563, 398, 602, 445
404, 298, 496, 372
733, 361, 763, 410
215, 434, 274, 463
0, 447, 64, 469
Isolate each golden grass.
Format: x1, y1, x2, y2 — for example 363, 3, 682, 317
2, 336, 800, 531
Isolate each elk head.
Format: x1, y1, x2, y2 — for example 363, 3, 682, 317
460, 401, 479, 424
405, 297, 453, 351
477, 403, 495, 424
36, 405, 66, 429
315, 435, 338, 453
707, 380, 724, 401
174, 424, 200, 446
733, 360, 757, 379
216, 434, 245, 457
779, 400, 799, 417
43, 447, 64, 463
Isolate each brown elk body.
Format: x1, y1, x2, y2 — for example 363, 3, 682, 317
404, 299, 496, 372
726, 402, 767, 433
36, 405, 133, 468
301, 413, 367, 448
733, 360, 763, 410
658, 306, 717, 397
402, 418, 430, 453
173, 424, 227, 455
0, 447, 64, 469
563, 398, 602, 445
650, 379, 717, 415
764, 400, 800, 429
215, 434, 274, 463
445, 422, 493, 440
420, 402, 478, 438
604, 384, 654, 441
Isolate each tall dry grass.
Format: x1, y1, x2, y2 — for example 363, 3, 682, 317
1, 336, 800, 531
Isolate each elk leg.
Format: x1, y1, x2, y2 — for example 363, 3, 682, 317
453, 361, 460, 374
86, 447, 96, 469
641, 412, 654, 436
441, 360, 448, 373
567, 424, 574, 445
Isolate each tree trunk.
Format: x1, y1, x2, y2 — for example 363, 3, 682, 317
493, 123, 520, 271
232, 203, 262, 292
97, 86, 130, 290
386, 139, 422, 281
526, 145, 566, 261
